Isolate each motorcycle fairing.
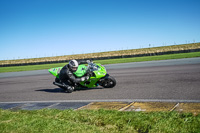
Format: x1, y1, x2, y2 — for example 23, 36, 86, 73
78, 63, 107, 88
48, 67, 62, 78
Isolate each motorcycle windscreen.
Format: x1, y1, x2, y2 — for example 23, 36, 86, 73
73, 64, 87, 77
93, 64, 107, 78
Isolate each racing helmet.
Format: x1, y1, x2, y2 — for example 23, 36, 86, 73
69, 60, 79, 72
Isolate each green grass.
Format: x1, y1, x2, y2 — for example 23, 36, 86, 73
0, 52, 200, 73
95, 51, 200, 65
0, 62, 67, 73
0, 109, 200, 133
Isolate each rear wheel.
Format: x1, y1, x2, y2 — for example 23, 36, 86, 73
55, 77, 61, 83
55, 78, 65, 89
101, 76, 116, 88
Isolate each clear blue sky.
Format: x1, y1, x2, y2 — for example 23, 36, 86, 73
0, 0, 200, 60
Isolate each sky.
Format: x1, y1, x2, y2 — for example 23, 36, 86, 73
0, 0, 200, 60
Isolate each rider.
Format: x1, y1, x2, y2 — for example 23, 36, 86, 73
59, 59, 91, 92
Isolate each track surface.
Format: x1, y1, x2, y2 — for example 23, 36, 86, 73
0, 58, 200, 103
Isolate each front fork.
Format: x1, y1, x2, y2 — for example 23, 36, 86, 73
97, 74, 110, 86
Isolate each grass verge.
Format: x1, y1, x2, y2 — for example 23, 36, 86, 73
0, 52, 200, 73
1, 43, 199, 65
0, 109, 200, 133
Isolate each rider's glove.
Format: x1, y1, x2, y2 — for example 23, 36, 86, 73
81, 77, 86, 81
81, 76, 89, 81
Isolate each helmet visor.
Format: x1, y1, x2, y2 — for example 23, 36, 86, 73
71, 67, 78, 72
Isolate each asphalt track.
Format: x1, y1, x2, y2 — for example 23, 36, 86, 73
0, 57, 200, 111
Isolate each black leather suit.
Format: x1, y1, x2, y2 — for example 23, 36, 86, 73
59, 60, 88, 86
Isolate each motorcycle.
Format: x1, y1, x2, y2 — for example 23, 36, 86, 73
48, 62, 116, 93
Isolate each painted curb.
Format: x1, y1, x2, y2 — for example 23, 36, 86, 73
0, 101, 200, 114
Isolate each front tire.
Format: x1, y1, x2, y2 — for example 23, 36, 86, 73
101, 75, 116, 88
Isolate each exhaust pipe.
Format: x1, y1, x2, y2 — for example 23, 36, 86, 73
53, 82, 65, 87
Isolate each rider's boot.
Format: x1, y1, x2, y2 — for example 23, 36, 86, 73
66, 86, 74, 93
62, 83, 74, 93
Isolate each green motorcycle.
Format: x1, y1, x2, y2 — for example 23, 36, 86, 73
48, 62, 116, 92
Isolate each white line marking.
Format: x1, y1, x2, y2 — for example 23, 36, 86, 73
1, 99, 200, 104
46, 103, 60, 109
170, 103, 180, 111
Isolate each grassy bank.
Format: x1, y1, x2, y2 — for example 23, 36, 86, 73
0, 52, 200, 73
95, 51, 200, 65
1, 43, 200, 65
0, 109, 200, 133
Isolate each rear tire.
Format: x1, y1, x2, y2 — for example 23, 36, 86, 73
101, 75, 116, 88
55, 77, 60, 83
55, 78, 65, 89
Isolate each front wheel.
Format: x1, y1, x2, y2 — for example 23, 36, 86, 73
101, 75, 116, 88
